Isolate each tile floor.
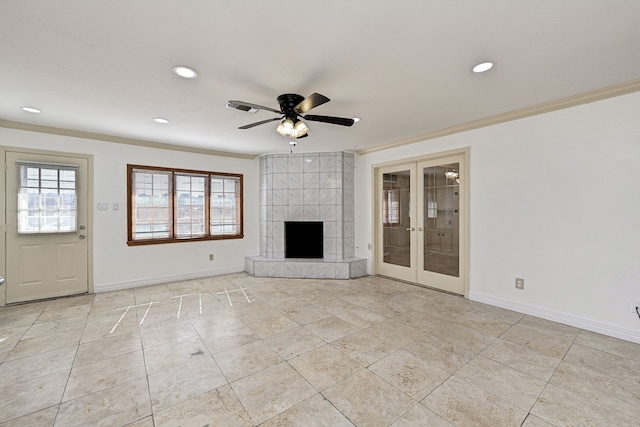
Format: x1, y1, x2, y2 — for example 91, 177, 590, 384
1, 273, 639, 426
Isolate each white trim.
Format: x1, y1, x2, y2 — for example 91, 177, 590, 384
95, 266, 245, 293
469, 291, 640, 344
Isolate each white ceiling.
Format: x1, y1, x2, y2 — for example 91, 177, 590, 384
2, 1, 640, 157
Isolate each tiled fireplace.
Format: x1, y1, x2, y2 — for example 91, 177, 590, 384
245, 151, 367, 279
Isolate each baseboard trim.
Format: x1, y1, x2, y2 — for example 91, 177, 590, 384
95, 266, 245, 293
468, 291, 640, 344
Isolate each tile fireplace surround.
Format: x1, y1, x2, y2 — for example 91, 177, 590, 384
245, 152, 367, 279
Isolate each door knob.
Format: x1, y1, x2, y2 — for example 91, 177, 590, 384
418, 227, 423, 231
406, 227, 415, 231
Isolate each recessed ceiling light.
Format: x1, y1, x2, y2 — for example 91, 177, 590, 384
472, 62, 494, 73
153, 117, 169, 124
21, 106, 41, 113
172, 65, 198, 79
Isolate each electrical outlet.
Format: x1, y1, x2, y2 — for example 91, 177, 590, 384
515, 277, 524, 290
209, 254, 214, 261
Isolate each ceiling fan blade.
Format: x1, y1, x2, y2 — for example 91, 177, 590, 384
303, 114, 355, 127
238, 117, 282, 129
294, 93, 330, 114
227, 100, 282, 114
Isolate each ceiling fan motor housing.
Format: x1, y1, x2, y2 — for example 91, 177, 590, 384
277, 94, 305, 120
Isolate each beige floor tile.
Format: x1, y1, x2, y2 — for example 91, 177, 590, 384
362, 298, 408, 318
394, 308, 446, 333
260, 393, 354, 427
239, 309, 301, 338
21, 315, 86, 340
0, 302, 47, 329
500, 323, 575, 359
453, 308, 521, 337
531, 383, 638, 426
41, 294, 94, 310
304, 315, 360, 342
125, 416, 154, 427
5, 328, 83, 362
289, 344, 362, 391
64, 349, 146, 401
55, 377, 151, 427
148, 356, 227, 411
0, 370, 67, 424
330, 305, 389, 329
521, 414, 556, 427
74, 331, 142, 367
330, 330, 396, 367
323, 369, 414, 427
231, 362, 317, 425
0, 346, 75, 385
265, 326, 325, 360
0, 405, 58, 427
364, 318, 427, 348
422, 376, 528, 427
214, 340, 282, 382
369, 349, 450, 401
480, 338, 561, 381
81, 307, 141, 343
455, 355, 547, 411
390, 403, 454, 427
35, 303, 92, 323
143, 334, 211, 375
404, 334, 475, 373
200, 321, 261, 354
575, 329, 640, 362
139, 317, 198, 348
280, 304, 331, 325
0, 325, 30, 361
153, 385, 252, 426
428, 322, 496, 353
549, 352, 640, 418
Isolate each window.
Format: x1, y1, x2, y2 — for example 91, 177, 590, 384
17, 162, 78, 234
127, 165, 243, 245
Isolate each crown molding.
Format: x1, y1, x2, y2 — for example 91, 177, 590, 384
0, 119, 258, 160
357, 79, 640, 155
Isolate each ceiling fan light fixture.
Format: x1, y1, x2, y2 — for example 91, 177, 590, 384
292, 120, 308, 138
276, 118, 295, 136
172, 65, 198, 79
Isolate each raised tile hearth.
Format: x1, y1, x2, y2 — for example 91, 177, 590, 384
245, 151, 367, 279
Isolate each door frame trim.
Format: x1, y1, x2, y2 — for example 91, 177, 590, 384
372, 147, 470, 297
1, 146, 94, 306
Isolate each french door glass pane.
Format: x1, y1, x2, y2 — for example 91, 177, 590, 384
423, 163, 460, 277
382, 171, 411, 267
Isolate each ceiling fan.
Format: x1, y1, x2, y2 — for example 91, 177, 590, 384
227, 93, 355, 139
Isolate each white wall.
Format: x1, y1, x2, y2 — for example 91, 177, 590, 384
1, 128, 260, 292
356, 91, 640, 343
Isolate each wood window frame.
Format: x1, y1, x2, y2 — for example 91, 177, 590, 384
127, 164, 243, 246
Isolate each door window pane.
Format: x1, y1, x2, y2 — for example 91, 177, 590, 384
18, 166, 77, 233
382, 171, 411, 268
423, 163, 460, 277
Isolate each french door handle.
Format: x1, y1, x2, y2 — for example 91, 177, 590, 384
406, 227, 415, 231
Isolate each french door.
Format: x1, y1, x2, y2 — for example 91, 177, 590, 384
376, 152, 467, 295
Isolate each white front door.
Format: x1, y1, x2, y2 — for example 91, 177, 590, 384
5, 150, 90, 303
376, 151, 468, 295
